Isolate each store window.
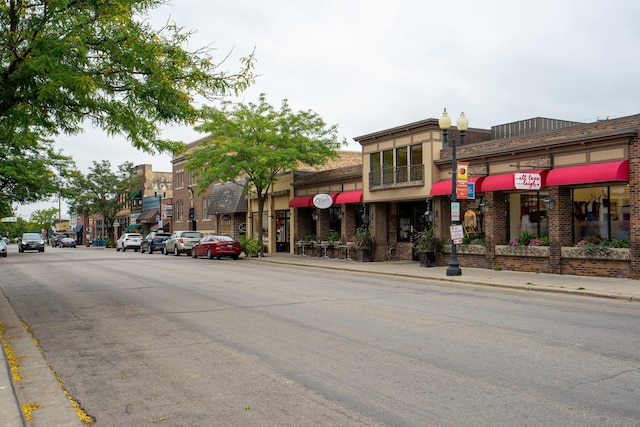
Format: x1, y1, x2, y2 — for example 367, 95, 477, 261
507, 192, 550, 241
328, 207, 341, 236
370, 152, 381, 186
572, 185, 629, 243
397, 147, 408, 182
382, 150, 394, 184
397, 202, 431, 242
369, 144, 424, 187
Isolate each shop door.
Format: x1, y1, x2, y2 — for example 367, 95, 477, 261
276, 210, 290, 252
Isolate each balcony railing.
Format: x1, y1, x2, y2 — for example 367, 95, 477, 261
369, 164, 424, 190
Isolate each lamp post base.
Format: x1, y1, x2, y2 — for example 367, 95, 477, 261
446, 264, 462, 276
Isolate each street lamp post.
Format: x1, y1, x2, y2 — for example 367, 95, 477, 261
439, 108, 468, 276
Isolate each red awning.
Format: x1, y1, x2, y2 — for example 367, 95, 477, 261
481, 170, 548, 192
546, 160, 629, 186
429, 177, 484, 196
334, 190, 363, 204
288, 195, 314, 208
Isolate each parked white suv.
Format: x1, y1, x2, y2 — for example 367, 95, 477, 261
163, 231, 203, 256
116, 233, 143, 252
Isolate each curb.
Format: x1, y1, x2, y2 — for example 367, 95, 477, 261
248, 256, 637, 302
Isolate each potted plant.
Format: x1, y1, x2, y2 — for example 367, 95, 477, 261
412, 228, 441, 267
351, 228, 376, 262
328, 232, 342, 243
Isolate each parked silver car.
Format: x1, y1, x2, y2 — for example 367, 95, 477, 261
163, 231, 203, 256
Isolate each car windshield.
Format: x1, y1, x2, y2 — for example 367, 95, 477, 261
183, 232, 202, 238
127, 234, 142, 238
215, 236, 234, 242
22, 233, 41, 240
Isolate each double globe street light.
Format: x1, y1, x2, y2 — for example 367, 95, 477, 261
439, 108, 469, 276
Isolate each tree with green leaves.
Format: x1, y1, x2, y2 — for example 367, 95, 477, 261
29, 207, 59, 238
67, 161, 140, 246
0, 0, 255, 217
186, 93, 345, 249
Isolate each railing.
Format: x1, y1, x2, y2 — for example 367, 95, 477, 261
369, 164, 424, 190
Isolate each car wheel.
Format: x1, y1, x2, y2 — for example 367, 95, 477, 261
232, 255, 239, 260
163, 247, 168, 255
148, 248, 153, 254
40, 248, 44, 252
174, 246, 179, 256
122, 246, 126, 252
192, 250, 197, 258
207, 249, 213, 260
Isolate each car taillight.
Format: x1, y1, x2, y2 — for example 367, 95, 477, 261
179, 238, 184, 243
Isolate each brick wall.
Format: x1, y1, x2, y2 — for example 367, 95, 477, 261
561, 259, 630, 278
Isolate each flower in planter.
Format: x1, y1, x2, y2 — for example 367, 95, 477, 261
509, 231, 548, 247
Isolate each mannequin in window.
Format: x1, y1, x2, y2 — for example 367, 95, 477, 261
586, 195, 597, 222
598, 190, 608, 222
520, 201, 534, 232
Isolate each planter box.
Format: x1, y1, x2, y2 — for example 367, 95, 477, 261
561, 246, 630, 260
442, 244, 486, 255
495, 245, 550, 257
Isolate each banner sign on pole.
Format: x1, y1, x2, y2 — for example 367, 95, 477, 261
456, 162, 469, 199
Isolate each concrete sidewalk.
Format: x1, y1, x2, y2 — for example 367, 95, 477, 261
1, 252, 637, 427
249, 252, 640, 301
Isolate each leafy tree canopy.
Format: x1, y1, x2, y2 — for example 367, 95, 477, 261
186, 93, 345, 246
67, 160, 140, 244
29, 207, 59, 233
0, 0, 255, 216
187, 93, 345, 196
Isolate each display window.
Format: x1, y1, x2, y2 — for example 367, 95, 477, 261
572, 185, 629, 243
507, 192, 550, 241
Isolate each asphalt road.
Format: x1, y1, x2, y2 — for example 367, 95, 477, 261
1, 247, 639, 426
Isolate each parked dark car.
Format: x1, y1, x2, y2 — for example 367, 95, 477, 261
51, 234, 66, 247
18, 232, 45, 253
140, 232, 171, 254
191, 235, 242, 260
60, 237, 77, 248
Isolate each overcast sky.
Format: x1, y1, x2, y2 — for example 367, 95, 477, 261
16, 0, 640, 217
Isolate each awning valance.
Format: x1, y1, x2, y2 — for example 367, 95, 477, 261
289, 195, 315, 208
429, 177, 484, 196
137, 209, 159, 223
334, 190, 363, 204
481, 170, 548, 192
546, 160, 628, 186
125, 224, 141, 231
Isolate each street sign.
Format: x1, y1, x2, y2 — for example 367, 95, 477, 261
450, 224, 464, 244
451, 202, 460, 222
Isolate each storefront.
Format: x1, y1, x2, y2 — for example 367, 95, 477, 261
427, 116, 638, 278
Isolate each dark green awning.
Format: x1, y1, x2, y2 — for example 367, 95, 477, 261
125, 224, 141, 231
128, 189, 142, 200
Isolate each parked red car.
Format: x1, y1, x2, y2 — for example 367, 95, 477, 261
191, 235, 241, 260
